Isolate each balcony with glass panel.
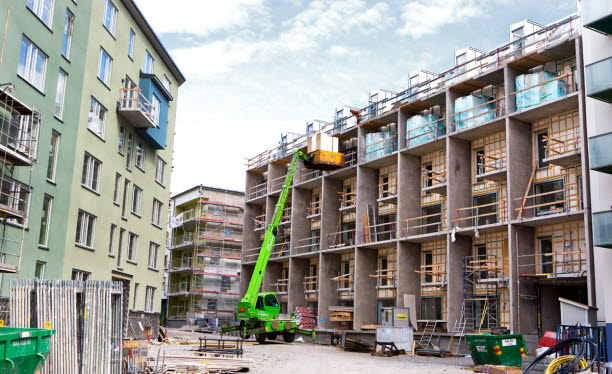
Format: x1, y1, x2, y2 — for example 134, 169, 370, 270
589, 131, 612, 174
585, 57, 612, 103
593, 210, 612, 249
583, 0, 612, 34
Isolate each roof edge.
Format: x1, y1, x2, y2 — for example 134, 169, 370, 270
171, 185, 245, 199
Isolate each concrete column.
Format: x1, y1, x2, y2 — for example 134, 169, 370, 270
265, 197, 276, 226
318, 252, 342, 329
354, 247, 378, 330
356, 166, 379, 245
288, 257, 309, 312
321, 178, 341, 250
291, 187, 310, 255
397, 242, 421, 307
507, 118, 534, 218
447, 234, 470, 333
245, 171, 265, 200
398, 152, 422, 233
446, 137, 472, 224
262, 262, 282, 293
398, 110, 408, 150
268, 163, 287, 194
239, 264, 254, 297
508, 225, 537, 334
446, 89, 461, 133
504, 67, 521, 114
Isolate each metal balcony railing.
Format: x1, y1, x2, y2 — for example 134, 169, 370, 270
404, 212, 446, 237
515, 183, 580, 220
247, 181, 267, 200
327, 227, 356, 248
118, 88, 158, 128
338, 191, 356, 210
295, 236, 320, 253
454, 199, 508, 228
361, 222, 396, 244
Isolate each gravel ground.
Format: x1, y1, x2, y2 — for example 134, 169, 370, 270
149, 329, 475, 374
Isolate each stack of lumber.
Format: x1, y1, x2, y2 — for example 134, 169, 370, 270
149, 355, 250, 373
343, 337, 374, 353
295, 306, 316, 329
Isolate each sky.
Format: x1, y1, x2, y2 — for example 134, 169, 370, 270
134, 0, 577, 194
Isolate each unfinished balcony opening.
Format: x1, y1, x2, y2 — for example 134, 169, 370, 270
422, 150, 447, 196
304, 258, 319, 306
405, 106, 446, 153
273, 263, 290, 313
328, 203, 356, 249
280, 201, 292, 226
404, 202, 447, 238
329, 253, 355, 329
338, 177, 356, 212
539, 110, 582, 167
270, 168, 288, 194
455, 183, 508, 232
0, 92, 39, 166
363, 124, 398, 163
328, 106, 359, 137
246, 171, 267, 202
297, 189, 321, 254
168, 251, 194, 273
473, 131, 508, 182
378, 165, 398, 205
271, 226, 290, 259
371, 247, 397, 324
459, 233, 510, 333
510, 57, 578, 122
417, 241, 447, 329
452, 84, 506, 139
356, 89, 398, 128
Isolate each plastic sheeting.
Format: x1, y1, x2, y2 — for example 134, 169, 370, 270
453, 94, 495, 131
515, 70, 567, 110
364, 131, 397, 161
406, 114, 445, 146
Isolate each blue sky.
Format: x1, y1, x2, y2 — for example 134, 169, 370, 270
135, 0, 577, 194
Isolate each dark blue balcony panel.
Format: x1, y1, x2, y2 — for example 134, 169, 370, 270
589, 131, 612, 174
137, 73, 173, 150
585, 57, 612, 103
593, 210, 612, 249
584, 0, 612, 34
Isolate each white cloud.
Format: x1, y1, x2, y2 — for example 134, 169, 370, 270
134, 0, 268, 36
397, 0, 492, 38
170, 0, 391, 80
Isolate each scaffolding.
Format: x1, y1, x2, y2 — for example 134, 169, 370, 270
0, 87, 37, 273
168, 198, 244, 325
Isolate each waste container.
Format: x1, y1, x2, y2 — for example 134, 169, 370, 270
465, 333, 528, 367
0, 327, 56, 374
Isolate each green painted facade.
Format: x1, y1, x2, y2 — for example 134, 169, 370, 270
0, 0, 184, 313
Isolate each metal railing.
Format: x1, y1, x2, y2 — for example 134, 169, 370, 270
270, 174, 286, 192
454, 199, 508, 228
545, 128, 581, 160
344, 148, 357, 167
271, 240, 290, 258
327, 227, 356, 248
274, 278, 288, 295
515, 183, 580, 220
517, 249, 586, 278
510, 72, 575, 109
423, 168, 447, 189
295, 236, 320, 253
452, 97, 506, 132
361, 221, 396, 243
364, 133, 397, 162
307, 201, 321, 217
299, 167, 322, 182
304, 275, 318, 293
0, 175, 30, 218
0, 112, 39, 162
476, 152, 508, 178
339, 191, 356, 209
247, 181, 267, 200
243, 247, 260, 262
406, 117, 446, 148
404, 212, 446, 236
118, 88, 158, 126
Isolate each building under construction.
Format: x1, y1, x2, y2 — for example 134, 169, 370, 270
166, 185, 244, 327
242, 14, 595, 345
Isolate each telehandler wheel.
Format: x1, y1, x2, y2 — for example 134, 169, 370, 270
267, 333, 279, 341
255, 322, 267, 344
283, 331, 296, 343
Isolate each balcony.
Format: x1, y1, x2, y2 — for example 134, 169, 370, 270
361, 222, 396, 245
517, 249, 587, 278
378, 175, 398, 205
543, 128, 582, 167
117, 88, 158, 128
583, 0, 612, 34
476, 152, 508, 182
422, 168, 447, 195
253, 214, 266, 231
404, 212, 446, 238
295, 236, 320, 254
168, 256, 194, 272
593, 210, 612, 249
371, 269, 396, 289
274, 278, 288, 295
364, 131, 397, 162
515, 182, 581, 223
271, 240, 290, 258
243, 247, 260, 262
304, 275, 318, 296
306, 201, 321, 218
327, 227, 356, 248
270, 174, 286, 193
0, 91, 39, 166
338, 191, 356, 211
406, 115, 446, 152
0, 175, 30, 219
452, 96, 506, 140
454, 199, 508, 230
585, 57, 612, 103
247, 181, 267, 201
589, 131, 612, 174
466, 255, 509, 282
417, 264, 447, 287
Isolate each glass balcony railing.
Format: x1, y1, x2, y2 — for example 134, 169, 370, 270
583, 0, 612, 34
594, 210, 612, 249
589, 131, 612, 174
585, 57, 612, 103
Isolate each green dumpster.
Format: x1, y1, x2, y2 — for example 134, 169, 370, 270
465, 333, 528, 367
0, 327, 56, 374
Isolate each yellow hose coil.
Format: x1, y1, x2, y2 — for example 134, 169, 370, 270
545, 355, 588, 374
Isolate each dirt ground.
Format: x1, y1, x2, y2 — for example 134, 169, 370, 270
151, 329, 475, 374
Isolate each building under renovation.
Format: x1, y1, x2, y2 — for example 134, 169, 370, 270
166, 186, 244, 327
242, 13, 596, 343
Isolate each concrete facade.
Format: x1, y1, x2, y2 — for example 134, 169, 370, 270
242, 13, 594, 343
0, 0, 185, 314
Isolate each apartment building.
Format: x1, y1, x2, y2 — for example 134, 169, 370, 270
243, 13, 593, 343
581, 0, 612, 359
166, 186, 244, 327
0, 0, 185, 317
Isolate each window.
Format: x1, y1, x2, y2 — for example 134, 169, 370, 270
34, 261, 46, 279
26, 0, 54, 27
421, 296, 442, 320
148, 242, 159, 269
97, 48, 112, 86
117, 228, 125, 267
10, 115, 40, 160
103, 0, 118, 34
537, 132, 549, 168
475, 148, 485, 182
534, 179, 565, 216
127, 232, 138, 261
128, 29, 135, 58
18, 36, 48, 91
108, 224, 117, 255
133, 283, 139, 309
113, 173, 121, 203
81, 153, 101, 192
131, 185, 142, 215
126, 134, 133, 170
121, 179, 130, 218
118, 126, 125, 154
144, 286, 155, 312
151, 94, 161, 127
163, 75, 171, 91
46, 131, 60, 181
144, 51, 154, 74
61, 10, 75, 58
539, 237, 553, 274
155, 157, 166, 185
152, 199, 162, 226
424, 252, 433, 283
135, 141, 145, 169
75, 210, 96, 248
38, 195, 53, 247
423, 163, 433, 189
88, 97, 107, 138
473, 193, 498, 226
71, 269, 90, 281
54, 69, 68, 119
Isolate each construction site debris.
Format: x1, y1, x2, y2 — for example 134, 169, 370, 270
343, 337, 374, 353
372, 341, 406, 357
294, 306, 316, 330
149, 355, 250, 373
